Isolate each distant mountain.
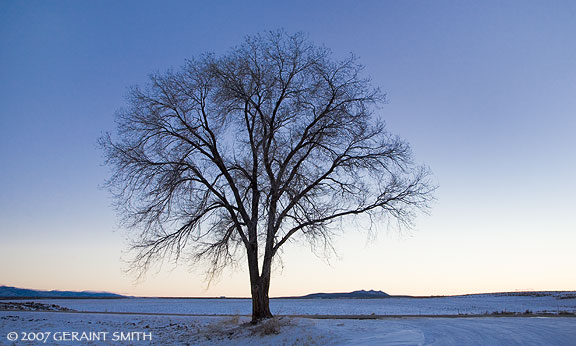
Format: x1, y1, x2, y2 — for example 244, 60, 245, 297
0, 286, 125, 299
294, 289, 390, 299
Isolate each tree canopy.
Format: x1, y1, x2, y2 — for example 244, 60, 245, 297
101, 31, 433, 321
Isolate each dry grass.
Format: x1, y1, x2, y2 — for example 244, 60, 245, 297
197, 316, 296, 342
249, 317, 294, 336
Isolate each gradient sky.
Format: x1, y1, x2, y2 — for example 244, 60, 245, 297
1, 1, 575, 297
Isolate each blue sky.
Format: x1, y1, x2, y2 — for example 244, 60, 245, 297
1, 0, 575, 297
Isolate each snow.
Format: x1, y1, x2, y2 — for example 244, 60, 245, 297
4, 292, 574, 316
1, 294, 575, 345
1, 311, 575, 345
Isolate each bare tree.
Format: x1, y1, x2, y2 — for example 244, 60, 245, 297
100, 31, 433, 322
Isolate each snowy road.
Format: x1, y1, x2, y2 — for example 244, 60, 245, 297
318, 317, 576, 345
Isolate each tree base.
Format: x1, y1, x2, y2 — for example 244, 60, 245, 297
250, 312, 274, 324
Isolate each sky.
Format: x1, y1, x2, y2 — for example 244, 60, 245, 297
1, 0, 575, 297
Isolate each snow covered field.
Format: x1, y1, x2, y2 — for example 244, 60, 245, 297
4, 292, 574, 316
1, 293, 575, 345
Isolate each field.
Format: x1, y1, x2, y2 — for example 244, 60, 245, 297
1, 292, 575, 345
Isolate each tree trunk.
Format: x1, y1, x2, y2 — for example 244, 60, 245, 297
247, 244, 273, 323
250, 274, 272, 323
